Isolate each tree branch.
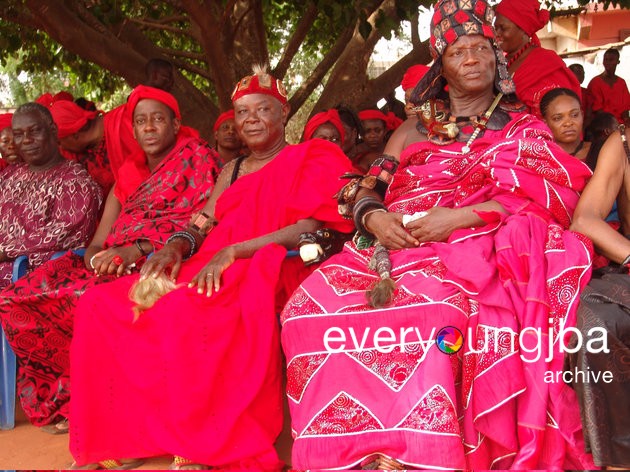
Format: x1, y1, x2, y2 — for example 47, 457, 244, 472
127, 18, 196, 38
287, 24, 356, 116
273, 2, 318, 79
154, 47, 206, 62
410, 11, 421, 49
168, 58, 213, 80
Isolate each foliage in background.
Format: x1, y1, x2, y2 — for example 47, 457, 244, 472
0, 0, 628, 139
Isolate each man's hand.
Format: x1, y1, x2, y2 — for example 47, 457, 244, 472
188, 246, 237, 297
365, 211, 419, 249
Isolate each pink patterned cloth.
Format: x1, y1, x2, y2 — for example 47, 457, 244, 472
281, 114, 597, 470
0, 161, 101, 287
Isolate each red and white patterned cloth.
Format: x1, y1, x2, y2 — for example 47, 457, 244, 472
281, 113, 597, 470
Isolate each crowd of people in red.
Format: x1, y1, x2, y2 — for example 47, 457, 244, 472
1, 0, 629, 470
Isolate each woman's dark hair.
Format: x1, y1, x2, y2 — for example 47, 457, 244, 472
539, 88, 581, 118
335, 104, 364, 139
585, 112, 619, 171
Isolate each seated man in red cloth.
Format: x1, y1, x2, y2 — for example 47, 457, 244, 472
0, 85, 220, 435
68, 66, 354, 470
587, 48, 630, 126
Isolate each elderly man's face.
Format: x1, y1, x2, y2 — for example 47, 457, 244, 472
233, 94, 288, 152
12, 110, 58, 168
442, 35, 496, 96
132, 99, 180, 161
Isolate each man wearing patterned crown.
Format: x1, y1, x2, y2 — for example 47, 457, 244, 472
67, 65, 354, 470
280, 0, 597, 469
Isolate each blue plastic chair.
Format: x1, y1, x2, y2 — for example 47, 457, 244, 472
0, 249, 85, 430
0, 255, 27, 430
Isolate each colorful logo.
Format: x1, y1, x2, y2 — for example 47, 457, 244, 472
436, 326, 464, 355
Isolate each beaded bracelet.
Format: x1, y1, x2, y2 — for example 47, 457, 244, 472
166, 231, 197, 260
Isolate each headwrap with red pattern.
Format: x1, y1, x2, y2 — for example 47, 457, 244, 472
411, 0, 516, 105
231, 65, 288, 105
303, 109, 346, 143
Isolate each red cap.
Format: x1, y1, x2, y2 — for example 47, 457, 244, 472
303, 110, 346, 143
213, 110, 235, 132
231, 66, 288, 105
50, 100, 98, 139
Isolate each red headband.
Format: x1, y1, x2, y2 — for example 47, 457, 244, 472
0, 113, 13, 132
213, 110, 235, 132
126, 85, 182, 120
495, 0, 549, 37
231, 69, 288, 105
359, 110, 402, 131
303, 110, 346, 143
50, 100, 98, 139
401, 65, 430, 92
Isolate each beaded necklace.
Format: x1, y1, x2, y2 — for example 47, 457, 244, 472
507, 40, 535, 69
416, 94, 504, 152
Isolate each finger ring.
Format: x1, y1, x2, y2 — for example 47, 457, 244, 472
205, 273, 213, 279
89, 255, 97, 269
113, 255, 124, 265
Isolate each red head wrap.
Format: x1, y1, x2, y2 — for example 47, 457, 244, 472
495, 0, 549, 38
126, 85, 198, 139
231, 66, 288, 105
213, 110, 235, 132
401, 65, 430, 91
52, 91, 74, 103
126, 85, 182, 120
50, 100, 98, 139
358, 110, 402, 131
412, 0, 515, 104
303, 110, 346, 143
0, 113, 13, 132
35, 93, 55, 108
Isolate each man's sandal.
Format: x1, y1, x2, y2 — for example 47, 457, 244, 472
69, 458, 144, 470
169, 456, 209, 470
40, 418, 69, 435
